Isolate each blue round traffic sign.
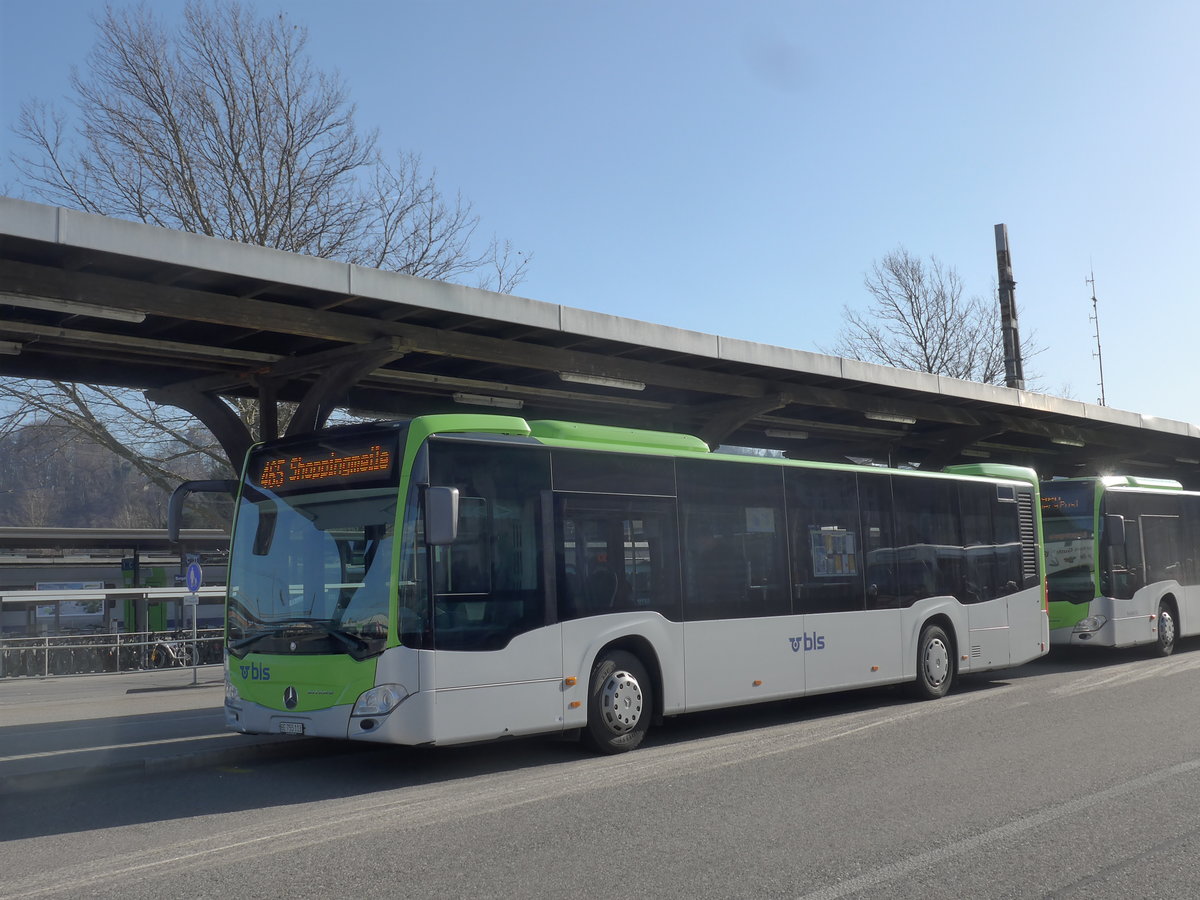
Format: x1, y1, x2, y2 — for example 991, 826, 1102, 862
185, 562, 204, 593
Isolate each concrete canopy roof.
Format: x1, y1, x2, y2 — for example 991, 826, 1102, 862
3, 195, 1199, 484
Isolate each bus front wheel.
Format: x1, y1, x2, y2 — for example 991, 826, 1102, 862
911, 624, 953, 700
583, 650, 651, 754
1155, 602, 1177, 657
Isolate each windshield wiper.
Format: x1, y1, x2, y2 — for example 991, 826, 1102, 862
230, 631, 274, 652
229, 619, 371, 654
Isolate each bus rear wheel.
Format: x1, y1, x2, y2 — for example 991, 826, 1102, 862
911, 624, 953, 700
583, 650, 651, 754
1155, 602, 1177, 657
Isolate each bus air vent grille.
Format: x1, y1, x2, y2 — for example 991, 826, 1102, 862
1017, 491, 1039, 582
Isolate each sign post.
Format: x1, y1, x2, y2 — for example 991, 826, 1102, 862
185, 563, 203, 684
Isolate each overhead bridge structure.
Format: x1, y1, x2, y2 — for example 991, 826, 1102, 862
2, 195, 1198, 484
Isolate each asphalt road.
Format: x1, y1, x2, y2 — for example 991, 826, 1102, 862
4, 644, 1200, 899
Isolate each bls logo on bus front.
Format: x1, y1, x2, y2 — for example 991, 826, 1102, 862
788, 633, 826, 652
238, 662, 271, 681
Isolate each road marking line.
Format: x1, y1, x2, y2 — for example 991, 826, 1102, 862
796, 755, 1200, 900
0, 733, 238, 763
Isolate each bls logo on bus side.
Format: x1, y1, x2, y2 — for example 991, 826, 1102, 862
788, 633, 826, 652
238, 662, 271, 680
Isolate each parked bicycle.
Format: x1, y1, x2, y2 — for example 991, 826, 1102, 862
148, 635, 200, 668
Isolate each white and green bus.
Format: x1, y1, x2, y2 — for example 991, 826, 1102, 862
222, 414, 1048, 753
1042, 475, 1200, 655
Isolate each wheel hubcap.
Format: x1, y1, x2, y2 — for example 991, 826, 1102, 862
923, 638, 949, 686
1161, 611, 1176, 647
600, 669, 643, 734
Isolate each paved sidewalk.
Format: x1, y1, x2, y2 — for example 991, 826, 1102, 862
0, 667, 309, 794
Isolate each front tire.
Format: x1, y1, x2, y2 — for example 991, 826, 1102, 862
1155, 602, 1177, 657
911, 624, 954, 700
583, 650, 652, 754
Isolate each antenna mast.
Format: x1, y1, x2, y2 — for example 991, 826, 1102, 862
1087, 269, 1107, 406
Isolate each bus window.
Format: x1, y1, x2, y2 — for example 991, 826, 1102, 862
433, 497, 490, 596
1140, 515, 1183, 584
890, 477, 962, 606
990, 490, 1024, 598
859, 473, 898, 608
425, 441, 551, 651
677, 458, 788, 620
555, 494, 680, 621
786, 468, 865, 613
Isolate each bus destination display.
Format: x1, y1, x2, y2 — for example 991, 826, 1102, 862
251, 438, 395, 493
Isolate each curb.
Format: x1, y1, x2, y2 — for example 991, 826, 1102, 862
125, 680, 224, 694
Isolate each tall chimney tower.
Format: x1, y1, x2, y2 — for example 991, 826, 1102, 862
994, 223, 1025, 390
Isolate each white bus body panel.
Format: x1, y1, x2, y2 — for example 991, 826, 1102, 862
1005, 588, 1050, 665
425, 625, 565, 745
1179, 584, 1200, 637
682, 616, 804, 711
966, 598, 1010, 668
802, 609, 904, 694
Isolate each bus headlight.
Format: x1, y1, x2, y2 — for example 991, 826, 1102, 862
1073, 616, 1107, 633
223, 653, 241, 705
352, 684, 408, 717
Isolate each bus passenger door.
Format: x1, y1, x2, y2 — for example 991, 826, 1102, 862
556, 493, 685, 714
424, 443, 564, 745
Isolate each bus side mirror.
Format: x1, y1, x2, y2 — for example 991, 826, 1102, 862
167, 479, 237, 542
1103, 514, 1126, 548
425, 486, 460, 546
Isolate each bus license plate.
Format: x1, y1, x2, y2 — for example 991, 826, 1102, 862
279, 722, 305, 735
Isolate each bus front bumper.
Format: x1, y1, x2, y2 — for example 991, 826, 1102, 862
1050, 601, 1158, 649
224, 688, 437, 745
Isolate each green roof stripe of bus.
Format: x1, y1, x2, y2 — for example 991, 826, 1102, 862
942, 463, 1039, 485
407, 414, 533, 446
527, 420, 711, 453
407, 414, 710, 454
1099, 475, 1184, 491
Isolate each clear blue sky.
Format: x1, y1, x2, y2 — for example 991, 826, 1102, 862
3, 1, 1198, 423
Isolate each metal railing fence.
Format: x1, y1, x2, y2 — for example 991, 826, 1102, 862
0, 629, 223, 678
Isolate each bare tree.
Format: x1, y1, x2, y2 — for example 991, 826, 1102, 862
2, 380, 228, 490
3, 0, 532, 520
12, 1, 528, 285
827, 247, 1037, 387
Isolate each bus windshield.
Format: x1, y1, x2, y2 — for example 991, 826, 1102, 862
1041, 481, 1096, 604
227, 431, 401, 659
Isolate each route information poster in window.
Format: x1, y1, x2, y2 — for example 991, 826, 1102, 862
810, 528, 858, 577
